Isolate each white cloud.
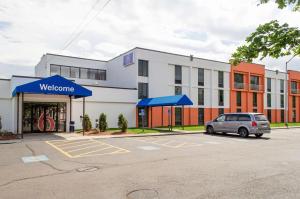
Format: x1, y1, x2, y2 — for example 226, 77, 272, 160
0, 0, 299, 78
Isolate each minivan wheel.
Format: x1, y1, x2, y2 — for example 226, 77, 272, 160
238, 128, 249, 138
207, 126, 214, 134
255, 133, 263, 138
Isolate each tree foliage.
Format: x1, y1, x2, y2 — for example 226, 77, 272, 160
230, 20, 300, 65
99, 113, 108, 132
259, 0, 300, 11
82, 114, 92, 131
118, 114, 128, 132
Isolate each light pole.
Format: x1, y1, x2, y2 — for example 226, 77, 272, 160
285, 54, 297, 127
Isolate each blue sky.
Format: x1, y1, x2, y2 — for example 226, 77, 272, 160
0, 0, 299, 78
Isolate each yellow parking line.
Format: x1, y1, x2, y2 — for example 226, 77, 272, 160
93, 139, 129, 152
67, 144, 103, 153
46, 141, 73, 158
76, 149, 129, 158
55, 139, 92, 147
74, 146, 113, 157
61, 141, 99, 150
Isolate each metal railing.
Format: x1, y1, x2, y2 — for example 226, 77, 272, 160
291, 89, 300, 94
234, 82, 247, 89
250, 84, 263, 91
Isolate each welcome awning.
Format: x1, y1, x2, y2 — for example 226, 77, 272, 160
137, 95, 193, 107
12, 75, 92, 99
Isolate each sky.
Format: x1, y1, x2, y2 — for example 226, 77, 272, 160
0, 0, 299, 78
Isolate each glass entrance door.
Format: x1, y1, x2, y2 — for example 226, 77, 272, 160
23, 103, 66, 133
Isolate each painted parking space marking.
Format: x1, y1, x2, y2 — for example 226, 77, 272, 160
46, 139, 130, 158
128, 137, 203, 148
22, 155, 49, 163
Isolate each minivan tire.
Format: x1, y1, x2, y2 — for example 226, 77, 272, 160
238, 127, 249, 138
206, 126, 214, 134
255, 133, 263, 138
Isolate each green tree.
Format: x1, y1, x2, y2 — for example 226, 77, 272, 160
230, 20, 300, 65
259, 0, 300, 11
118, 114, 128, 132
230, 1, 300, 65
82, 114, 92, 132
99, 113, 108, 132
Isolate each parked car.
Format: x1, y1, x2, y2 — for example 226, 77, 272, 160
205, 113, 271, 138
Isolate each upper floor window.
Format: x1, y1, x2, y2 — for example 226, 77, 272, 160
50, 64, 106, 80
138, 60, 148, 77
218, 71, 224, 88
236, 91, 242, 106
267, 78, 271, 92
250, 75, 259, 90
198, 88, 204, 105
175, 86, 182, 95
267, 93, 271, 107
175, 65, 182, 84
280, 79, 284, 93
234, 73, 244, 89
291, 81, 297, 94
218, 90, 224, 106
138, 82, 148, 99
198, 68, 204, 86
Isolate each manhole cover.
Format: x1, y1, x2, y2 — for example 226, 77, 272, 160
76, 166, 100, 172
127, 189, 159, 199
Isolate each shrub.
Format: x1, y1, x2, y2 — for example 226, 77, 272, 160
82, 114, 92, 131
99, 113, 108, 132
118, 114, 128, 132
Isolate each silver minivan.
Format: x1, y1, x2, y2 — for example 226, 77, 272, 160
205, 113, 271, 138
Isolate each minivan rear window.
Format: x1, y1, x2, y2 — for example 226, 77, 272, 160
254, 114, 268, 121
238, 115, 251, 121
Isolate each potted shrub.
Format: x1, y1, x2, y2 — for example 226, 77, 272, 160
99, 113, 108, 132
118, 114, 128, 132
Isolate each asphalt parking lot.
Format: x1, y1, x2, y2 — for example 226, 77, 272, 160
1, 128, 300, 199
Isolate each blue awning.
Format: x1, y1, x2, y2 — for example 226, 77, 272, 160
12, 75, 92, 99
137, 95, 193, 107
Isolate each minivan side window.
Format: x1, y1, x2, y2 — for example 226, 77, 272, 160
216, 115, 225, 122
225, 114, 238, 121
238, 114, 251, 121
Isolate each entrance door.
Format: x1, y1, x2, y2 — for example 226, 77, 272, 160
23, 103, 66, 133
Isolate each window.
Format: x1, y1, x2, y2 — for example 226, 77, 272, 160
198, 108, 204, 125
236, 91, 242, 106
198, 88, 204, 105
98, 70, 106, 80
138, 60, 148, 77
250, 75, 259, 90
292, 110, 296, 122
219, 108, 224, 115
60, 66, 70, 77
292, 96, 296, 108
50, 65, 60, 76
255, 114, 268, 121
281, 110, 285, 123
237, 108, 242, 113
234, 73, 244, 89
238, 114, 251, 121
267, 110, 272, 121
198, 68, 204, 86
70, 67, 80, 78
218, 90, 224, 106
280, 94, 284, 108
267, 78, 271, 92
175, 107, 182, 126
218, 71, 224, 88
253, 108, 257, 113
216, 115, 225, 122
225, 114, 238, 121
138, 83, 148, 99
267, 93, 271, 107
80, 68, 88, 79
175, 65, 182, 84
253, 92, 257, 107
291, 81, 297, 94
175, 86, 182, 95
280, 79, 284, 93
